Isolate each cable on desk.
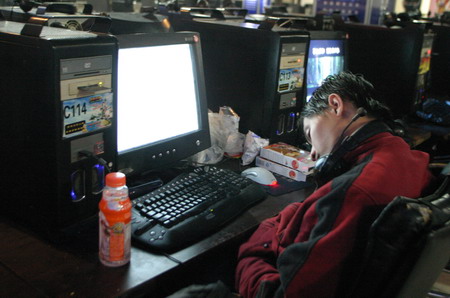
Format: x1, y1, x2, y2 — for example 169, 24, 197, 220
162, 253, 183, 264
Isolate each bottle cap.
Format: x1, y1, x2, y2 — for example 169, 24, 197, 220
105, 172, 126, 187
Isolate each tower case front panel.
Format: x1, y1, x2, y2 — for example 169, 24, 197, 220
0, 21, 117, 237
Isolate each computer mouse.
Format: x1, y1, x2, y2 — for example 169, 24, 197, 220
241, 167, 277, 186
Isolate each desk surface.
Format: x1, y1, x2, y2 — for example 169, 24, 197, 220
0, 173, 313, 297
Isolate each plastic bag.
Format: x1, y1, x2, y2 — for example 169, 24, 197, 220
241, 130, 269, 166
218, 107, 244, 158
190, 107, 244, 164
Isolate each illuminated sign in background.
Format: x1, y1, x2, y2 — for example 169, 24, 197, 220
315, 0, 394, 24
243, 0, 270, 14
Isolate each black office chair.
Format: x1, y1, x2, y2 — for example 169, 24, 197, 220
347, 168, 450, 298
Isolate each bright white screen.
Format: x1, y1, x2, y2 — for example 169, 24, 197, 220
117, 44, 200, 153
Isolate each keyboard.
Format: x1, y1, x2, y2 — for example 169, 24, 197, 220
131, 166, 267, 252
417, 97, 450, 126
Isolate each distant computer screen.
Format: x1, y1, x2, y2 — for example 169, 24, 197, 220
429, 25, 450, 97
305, 33, 346, 102
338, 23, 425, 118
116, 32, 210, 178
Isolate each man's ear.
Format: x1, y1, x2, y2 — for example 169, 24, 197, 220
327, 93, 344, 116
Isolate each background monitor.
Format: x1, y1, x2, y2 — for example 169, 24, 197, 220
115, 32, 210, 182
337, 23, 425, 119
305, 31, 347, 102
429, 24, 450, 98
108, 12, 172, 35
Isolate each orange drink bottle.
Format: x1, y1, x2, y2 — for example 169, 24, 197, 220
99, 172, 132, 267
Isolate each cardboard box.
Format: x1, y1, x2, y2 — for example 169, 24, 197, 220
255, 156, 307, 182
259, 142, 315, 173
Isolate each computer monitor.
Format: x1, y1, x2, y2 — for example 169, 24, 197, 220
305, 31, 347, 102
416, 32, 434, 104
108, 12, 172, 35
337, 23, 425, 119
115, 32, 211, 181
429, 24, 450, 98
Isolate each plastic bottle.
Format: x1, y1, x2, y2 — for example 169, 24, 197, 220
99, 172, 132, 267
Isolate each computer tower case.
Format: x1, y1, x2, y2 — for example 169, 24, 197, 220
171, 18, 309, 145
0, 20, 117, 236
0, 6, 111, 32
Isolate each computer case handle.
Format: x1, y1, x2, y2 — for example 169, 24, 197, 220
20, 16, 47, 37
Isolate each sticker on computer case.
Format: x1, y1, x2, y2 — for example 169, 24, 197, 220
63, 92, 113, 138
278, 68, 304, 92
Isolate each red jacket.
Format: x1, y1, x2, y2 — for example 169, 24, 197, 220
236, 128, 433, 298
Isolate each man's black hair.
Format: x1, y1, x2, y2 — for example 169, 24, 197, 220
301, 72, 393, 121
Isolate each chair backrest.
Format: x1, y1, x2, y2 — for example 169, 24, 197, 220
348, 174, 450, 298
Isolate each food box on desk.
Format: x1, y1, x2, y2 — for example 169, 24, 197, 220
260, 142, 315, 173
255, 156, 307, 182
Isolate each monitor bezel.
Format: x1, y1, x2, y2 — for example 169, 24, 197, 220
114, 32, 211, 178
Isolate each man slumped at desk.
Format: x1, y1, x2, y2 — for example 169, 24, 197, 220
235, 72, 433, 297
